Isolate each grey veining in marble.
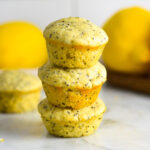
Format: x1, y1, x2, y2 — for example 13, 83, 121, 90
0, 85, 150, 150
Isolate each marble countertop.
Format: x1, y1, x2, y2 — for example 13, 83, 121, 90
0, 84, 150, 150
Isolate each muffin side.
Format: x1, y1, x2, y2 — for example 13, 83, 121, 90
38, 98, 106, 137
43, 82, 102, 109
46, 42, 105, 68
0, 90, 41, 113
41, 114, 103, 137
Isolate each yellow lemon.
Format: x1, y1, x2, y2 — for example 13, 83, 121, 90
102, 7, 150, 74
0, 21, 48, 68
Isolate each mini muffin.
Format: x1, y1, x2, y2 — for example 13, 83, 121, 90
0, 70, 42, 113
44, 17, 108, 68
38, 98, 106, 137
38, 61, 106, 109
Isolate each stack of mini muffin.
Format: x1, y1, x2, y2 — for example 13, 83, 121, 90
38, 17, 108, 137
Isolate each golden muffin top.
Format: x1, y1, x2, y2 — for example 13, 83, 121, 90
38, 98, 106, 122
0, 70, 42, 92
38, 62, 106, 88
44, 17, 108, 47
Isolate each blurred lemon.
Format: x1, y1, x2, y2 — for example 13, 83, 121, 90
102, 7, 150, 74
0, 21, 48, 69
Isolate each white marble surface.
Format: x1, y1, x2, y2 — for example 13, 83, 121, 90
0, 85, 150, 150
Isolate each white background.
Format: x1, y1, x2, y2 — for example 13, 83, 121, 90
0, 0, 150, 29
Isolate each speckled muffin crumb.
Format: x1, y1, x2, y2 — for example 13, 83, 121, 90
0, 91, 40, 113
0, 70, 42, 113
44, 17, 108, 68
0, 70, 42, 92
38, 62, 106, 109
42, 82, 102, 109
44, 17, 108, 47
38, 61, 106, 89
38, 98, 106, 137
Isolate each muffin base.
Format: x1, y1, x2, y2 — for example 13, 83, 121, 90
41, 114, 103, 138
46, 42, 105, 68
0, 90, 41, 113
43, 82, 102, 109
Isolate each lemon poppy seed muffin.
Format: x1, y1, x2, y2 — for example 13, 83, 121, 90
44, 17, 108, 68
38, 61, 106, 109
0, 70, 42, 113
38, 98, 106, 137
